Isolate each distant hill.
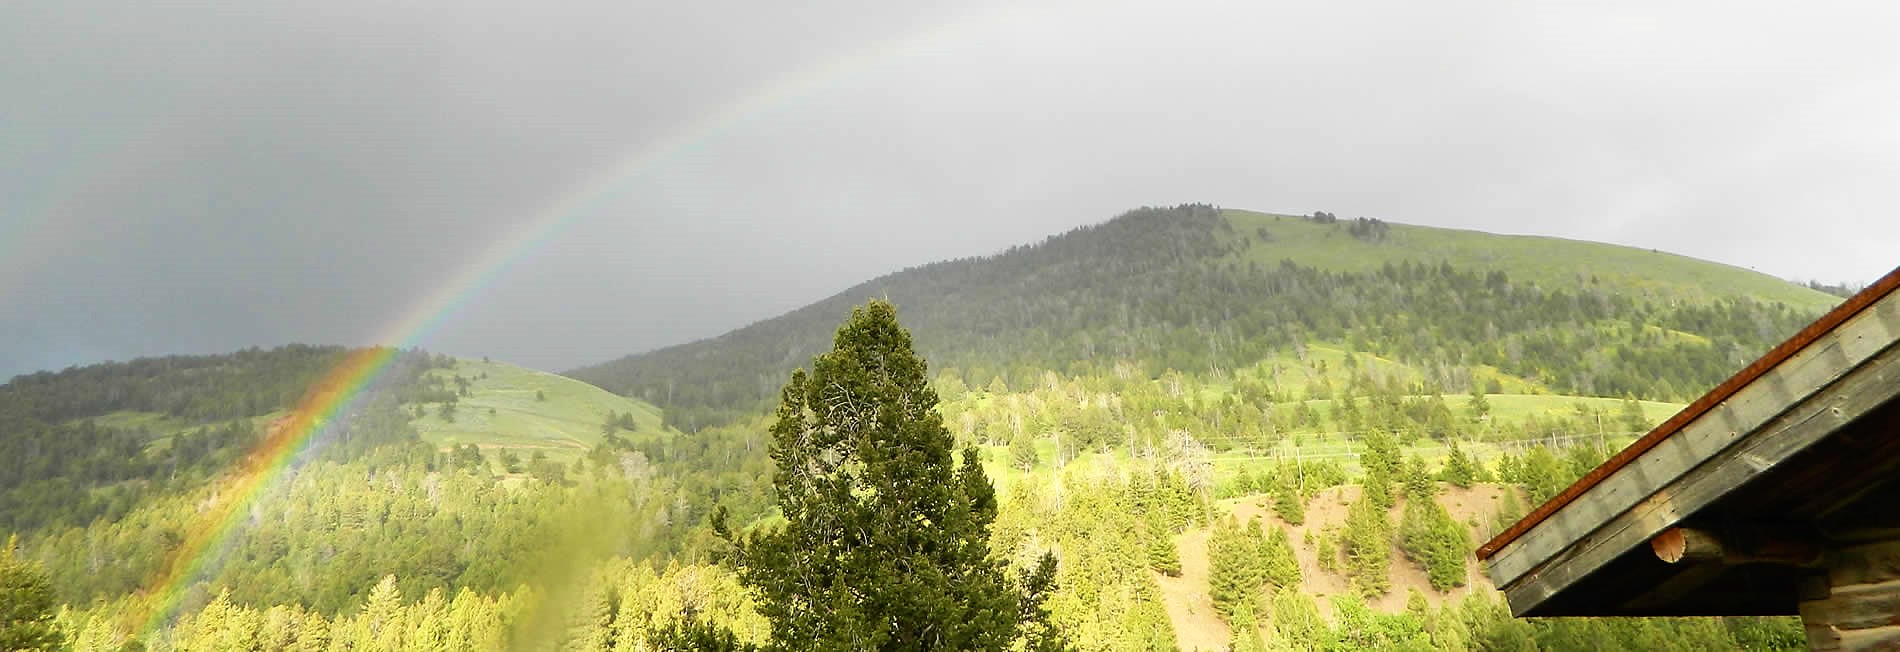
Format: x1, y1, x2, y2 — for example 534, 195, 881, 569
0, 345, 435, 532
570, 205, 1835, 431
0, 344, 679, 534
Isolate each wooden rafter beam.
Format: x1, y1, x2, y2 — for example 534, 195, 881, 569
1649, 526, 1821, 566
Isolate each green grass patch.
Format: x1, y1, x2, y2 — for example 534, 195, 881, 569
1233, 343, 1547, 398
411, 358, 671, 463
71, 410, 195, 436
73, 410, 286, 455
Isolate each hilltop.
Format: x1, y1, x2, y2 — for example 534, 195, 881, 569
1222, 209, 1835, 311
571, 205, 1834, 430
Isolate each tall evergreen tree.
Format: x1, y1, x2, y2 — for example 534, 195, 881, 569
1342, 493, 1393, 596
1258, 522, 1302, 589
1143, 510, 1181, 577
0, 537, 62, 652
716, 301, 1061, 651
1206, 517, 1252, 620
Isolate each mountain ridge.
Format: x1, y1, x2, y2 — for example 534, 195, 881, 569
569, 205, 1833, 431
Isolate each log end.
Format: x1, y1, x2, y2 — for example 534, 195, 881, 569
1654, 527, 1688, 564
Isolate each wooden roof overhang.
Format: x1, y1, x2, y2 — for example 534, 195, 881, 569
1478, 266, 1900, 617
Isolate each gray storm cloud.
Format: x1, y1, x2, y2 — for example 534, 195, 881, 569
3, 0, 1897, 378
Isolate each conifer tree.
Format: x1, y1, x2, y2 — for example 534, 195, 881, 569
294, 608, 332, 651
1401, 454, 1435, 503
1359, 428, 1401, 510
1399, 494, 1471, 592
1207, 517, 1258, 620
1228, 606, 1269, 652
1620, 396, 1650, 432
716, 301, 1061, 651
362, 574, 404, 648
1009, 432, 1040, 472
1466, 387, 1492, 421
1342, 494, 1392, 596
0, 537, 61, 652
1270, 588, 1326, 649
574, 584, 618, 652
1258, 522, 1301, 589
1437, 441, 1478, 488
1144, 510, 1181, 577
1273, 484, 1306, 526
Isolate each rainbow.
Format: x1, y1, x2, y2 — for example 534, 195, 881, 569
134, 346, 401, 634
128, 7, 1017, 636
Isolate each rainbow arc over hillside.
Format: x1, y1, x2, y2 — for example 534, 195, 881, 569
135, 346, 400, 634
128, 8, 1013, 636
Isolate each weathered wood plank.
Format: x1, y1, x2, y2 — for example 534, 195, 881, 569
1801, 578, 1900, 631
1830, 540, 1900, 588
1834, 627, 1900, 652
1799, 540, 1900, 650
1487, 294, 1900, 590
1806, 623, 1844, 651
1499, 335, 1900, 614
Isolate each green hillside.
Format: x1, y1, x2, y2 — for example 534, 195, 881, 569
2, 207, 1829, 651
409, 357, 667, 462
551, 205, 1836, 648
1224, 209, 1836, 311
572, 205, 1832, 431
0, 345, 436, 533
34, 355, 665, 467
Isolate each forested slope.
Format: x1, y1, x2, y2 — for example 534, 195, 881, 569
570, 205, 1834, 431
0, 346, 447, 532
0, 346, 746, 647
0, 206, 1840, 651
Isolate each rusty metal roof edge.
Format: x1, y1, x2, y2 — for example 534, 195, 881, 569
1476, 264, 1900, 560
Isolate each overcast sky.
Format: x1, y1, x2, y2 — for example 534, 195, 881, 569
3, 1, 1897, 378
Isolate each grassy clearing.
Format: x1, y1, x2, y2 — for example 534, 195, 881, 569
1228, 343, 1547, 397
411, 357, 669, 463
1245, 394, 1679, 439
75, 410, 195, 435
82, 359, 671, 463
76, 410, 286, 454
1483, 393, 1679, 423
1214, 394, 1678, 471
1223, 209, 1838, 312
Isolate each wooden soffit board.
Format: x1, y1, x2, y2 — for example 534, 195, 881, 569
1485, 287, 1900, 615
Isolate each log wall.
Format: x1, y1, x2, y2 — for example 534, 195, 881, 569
1801, 539, 1900, 650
